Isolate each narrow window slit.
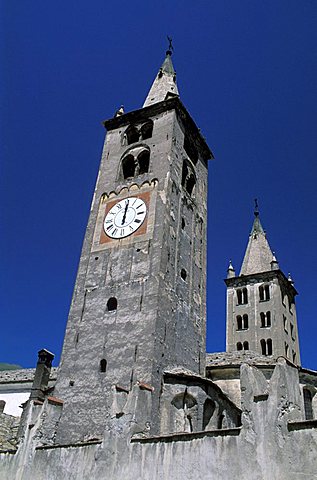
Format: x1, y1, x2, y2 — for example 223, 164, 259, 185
107, 297, 117, 312
100, 359, 107, 373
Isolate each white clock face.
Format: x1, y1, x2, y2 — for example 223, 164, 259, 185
103, 197, 147, 239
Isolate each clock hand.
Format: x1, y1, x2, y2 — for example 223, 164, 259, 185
121, 199, 129, 225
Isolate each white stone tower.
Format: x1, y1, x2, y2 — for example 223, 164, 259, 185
225, 206, 301, 365
49, 48, 213, 443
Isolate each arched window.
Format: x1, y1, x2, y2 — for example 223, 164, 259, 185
217, 413, 225, 429
260, 312, 271, 328
259, 284, 270, 301
267, 338, 272, 355
100, 359, 107, 373
243, 341, 249, 350
181, 161, 189, 186
202, 399, 216, 430
261, 338, 272, 356
126, 125, 139, 145
121, 147, 151, 180
237, 342, 243, 351
183, 135, 198, 164
303, 388, 314, 420
140, 121, 153, 140
242, 288, 248, 304
237, 288, 247, 305
122, 154, 136, 179
237, 289, 243, 305
265, 285, 270, 300
186, 174, 196, 196
181, 160, 196, 197
236, 314, 248, 330
137, 150, 150, 174
261, 339, 266, 355
171, 392, 197, 433
107, 297, 117, 312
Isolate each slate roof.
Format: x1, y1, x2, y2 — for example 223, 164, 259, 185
0, 368, 58, 384
143, 50, 179, 107
206, 351, 277, 367
240, 214, 274, 275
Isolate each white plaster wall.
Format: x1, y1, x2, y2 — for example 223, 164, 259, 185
0, 392, 30, 416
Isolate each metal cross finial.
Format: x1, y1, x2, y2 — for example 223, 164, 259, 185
254, 198, 259, 216
167, 36, 174, 53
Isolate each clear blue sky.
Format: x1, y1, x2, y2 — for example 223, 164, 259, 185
1, 1, 317, 369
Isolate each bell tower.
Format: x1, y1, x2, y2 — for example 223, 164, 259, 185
225, 207, 301, 365
51, 49, 213, 443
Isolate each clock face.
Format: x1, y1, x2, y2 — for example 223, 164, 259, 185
103, 197, 147, 239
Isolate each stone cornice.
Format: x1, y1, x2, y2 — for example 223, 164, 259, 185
103, 97, 214, 163
224, 269, 298, 295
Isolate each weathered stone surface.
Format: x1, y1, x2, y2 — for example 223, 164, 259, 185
0, 413, 19, 451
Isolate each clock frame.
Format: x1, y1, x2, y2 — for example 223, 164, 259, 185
91, 185, 156, 252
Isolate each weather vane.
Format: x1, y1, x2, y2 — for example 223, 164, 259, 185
167, 36, 174, 53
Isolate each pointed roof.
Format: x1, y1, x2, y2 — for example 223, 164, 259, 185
240, 211, 275, 276
143, 49, 179, 107
227, 260, 236, 278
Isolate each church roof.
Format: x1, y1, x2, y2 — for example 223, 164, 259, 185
240, 212, 274, 276
143, 49, 179, 107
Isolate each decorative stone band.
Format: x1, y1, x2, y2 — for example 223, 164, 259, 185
35, 439, 102, 450
131, 427, 242, 444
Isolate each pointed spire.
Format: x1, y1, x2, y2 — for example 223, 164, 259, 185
114, 105, 124, 118
240, 202, 274, 276
143, 40, 179, 107
288, 272, 294, 286
227, 260, 236, 279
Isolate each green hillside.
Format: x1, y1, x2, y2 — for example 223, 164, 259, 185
0, 363, 22, 371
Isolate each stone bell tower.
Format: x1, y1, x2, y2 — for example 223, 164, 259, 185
49, 48, 213, 444
225, 206, 301, 365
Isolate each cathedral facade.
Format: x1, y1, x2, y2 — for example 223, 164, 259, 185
0, 50, 316, 480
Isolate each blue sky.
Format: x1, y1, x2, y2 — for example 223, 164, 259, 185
1, 1, 317, 369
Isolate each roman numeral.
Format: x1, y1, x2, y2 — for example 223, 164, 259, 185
112, 228, 118, 235
136, 204, 143, 209
137, 211, 145, 215
120, 229, 125, 236
106, 225, 113, 231
134, 219, 141, 224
